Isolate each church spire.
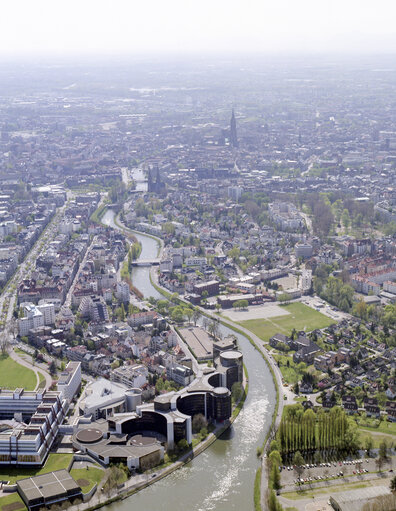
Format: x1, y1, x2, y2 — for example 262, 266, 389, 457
230, 108, 238, 148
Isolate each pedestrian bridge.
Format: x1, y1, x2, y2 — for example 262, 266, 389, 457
132, 258, 161, 267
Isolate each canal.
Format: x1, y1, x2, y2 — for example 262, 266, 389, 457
101, 208, 276, 510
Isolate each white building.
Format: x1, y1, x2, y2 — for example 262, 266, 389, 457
18, 303, 55, 337
295, 242, 313, 259
57, 362, 81, 401
110, 364, 148, 389
116, 281, 130, 303
185, 256, 207, 267
228, 186, 243, 202
79, 378, 129, 419
301, 269, 312, 291
37, 303, 56, 325
0, 390, 66, 466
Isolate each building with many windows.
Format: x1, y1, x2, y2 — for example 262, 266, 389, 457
18, 303, 56, 337
0, 389, 66, 465
56, 362, 81, 402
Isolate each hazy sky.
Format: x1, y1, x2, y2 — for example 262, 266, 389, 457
1, 0, 396, 56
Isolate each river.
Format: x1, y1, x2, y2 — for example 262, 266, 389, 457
101, 207, 276, 510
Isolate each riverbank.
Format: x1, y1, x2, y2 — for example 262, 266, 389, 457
148, 266, 282, 511
65, 375, 249, 511
75, 210, 257, 511
97, 208, 276, 511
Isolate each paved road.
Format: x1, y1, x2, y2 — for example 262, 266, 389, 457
0, 200, 69, 325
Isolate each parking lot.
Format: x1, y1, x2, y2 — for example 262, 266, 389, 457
280, 455, 395, 492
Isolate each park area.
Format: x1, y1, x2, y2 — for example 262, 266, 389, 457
0, 355, 37, 391
237, 302, 335, 342
70, 466, 104, 493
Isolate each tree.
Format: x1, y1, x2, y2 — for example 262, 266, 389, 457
49, 361, 57, 375
269, 450, 282, 468
170, 306, 185, 324
199, 427, 208, 439
341, 208, 351, 231
365, 436, 373, 457
192, 308, 200, 326
268, 489, 283, 511
227, 247, 240, 263
231, 382, 243, 403
184, 307, 193, 324
192, 413, 207, 433
278, 293, 292, 304
379, 440, 389, 461
270, 461, 281, 490
314, 451, 323, 465
270, 440, 280, 453
390, 476, 396, 493
177, 439, 189, 452
293, 451, 305, 478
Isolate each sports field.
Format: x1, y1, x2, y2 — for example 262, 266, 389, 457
0, 354, 37, 390
239, 302, 335, 342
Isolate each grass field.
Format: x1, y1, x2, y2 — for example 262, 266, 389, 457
0, 355, 37, 391
282, 481, 371, 500
358, 429, 395, 449
239, 302, 335, 342
359, 421, 396, 436
0, 492, 26, 511
0, 453, 73, 484
70, 467, 104, 493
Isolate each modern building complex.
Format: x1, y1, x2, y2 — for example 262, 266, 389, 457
214, 350, 243, 390
72, 350, 243, 468
0, 390, 66, 465
56, 362, 82, 401
79, 379, 132, 420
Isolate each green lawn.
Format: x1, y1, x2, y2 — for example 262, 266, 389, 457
239, 302, 334, 342
359, 421, 396, 436
358, 429, 395, 449
0, 355, 37, 391
0, 454, 73, 484
0, 492, 26, 511
37, 372, 46, 389
70, 467, 104, 493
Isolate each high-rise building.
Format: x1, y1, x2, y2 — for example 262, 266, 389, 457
230, 109, 238, 148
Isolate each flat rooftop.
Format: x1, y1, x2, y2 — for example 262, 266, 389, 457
17, 469, 81, 504
179, 327, 213, 360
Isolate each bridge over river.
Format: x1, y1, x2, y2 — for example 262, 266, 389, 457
131, 258, 160, 266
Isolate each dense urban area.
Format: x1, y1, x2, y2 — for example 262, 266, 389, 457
0, 56, 394, 511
